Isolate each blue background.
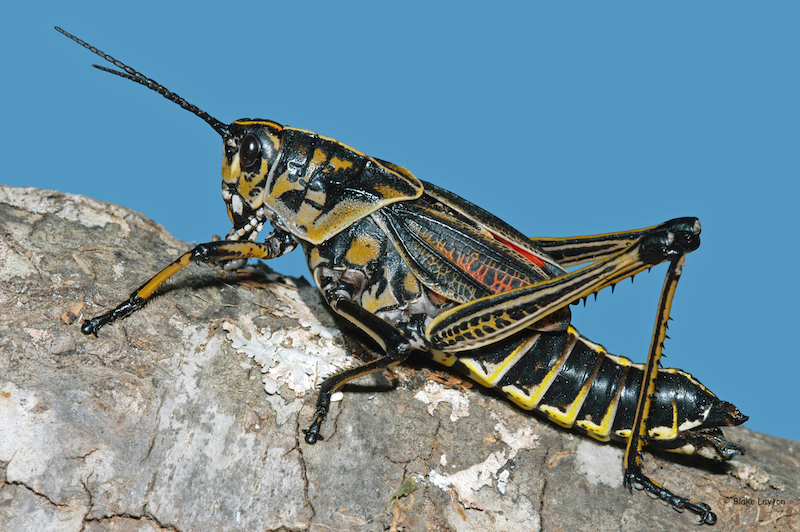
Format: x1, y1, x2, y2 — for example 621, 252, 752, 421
2, 2, 798, 440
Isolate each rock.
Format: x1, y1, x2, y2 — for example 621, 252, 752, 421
1, 185, 797, 531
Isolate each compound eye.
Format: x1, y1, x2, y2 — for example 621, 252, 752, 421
239, 134, 261, 169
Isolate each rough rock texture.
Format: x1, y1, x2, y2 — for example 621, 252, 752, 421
1, 185, 797, 532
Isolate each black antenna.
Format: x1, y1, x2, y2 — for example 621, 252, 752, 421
55, 27, 228, 137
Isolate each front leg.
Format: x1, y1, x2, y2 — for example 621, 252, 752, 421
82, 229, 297, 335
427, 218, 700, 351
304, 291, 412, 444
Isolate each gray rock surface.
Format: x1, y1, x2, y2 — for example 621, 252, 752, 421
1, 185, 797, 531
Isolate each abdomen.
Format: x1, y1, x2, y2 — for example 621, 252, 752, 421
429, 326, 746, 459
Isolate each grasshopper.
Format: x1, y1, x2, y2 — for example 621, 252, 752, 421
57, 27, 747, 525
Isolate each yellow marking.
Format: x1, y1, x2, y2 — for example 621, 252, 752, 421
329, 156, 354, 172
456, 366, 493, 388
615, 429, 632, 439
576, 386, 623, 441
302, 198, 363, 244
501, 387, 538, 411
403, 271, 419, 294
237, 159, 269, 207
540, 349, 602, 428
577, 412, 615, 442
648, 402, 679, 440
270, 170, 305, 198
222, 153, 240, 184
573, 329, 608, 354
234, 119, 284, 131
459, 334, 539, 387
430, 349, 457, 367
499, 345, 571, 410
662, 367, 711, 393
264, 131, 281, 153
295, 201, 324, 231
345, 234, 381, 266
361, 282, 400, 315
605, 353, 644, 370
306, 148, 329, 177
305, 188, 327, 207
373, 183, 402, 199
307, 248, 325, 270
136, 259, 189, 299
671, 444, 697, 456
539, 405, 575, 428
678, 408, 709, 432
677, 419, 703, 432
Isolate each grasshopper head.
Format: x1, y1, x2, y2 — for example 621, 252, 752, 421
55, 28, 287, 243
221, 120, 284, 241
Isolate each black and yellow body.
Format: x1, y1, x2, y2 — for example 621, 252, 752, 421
58, 27, 747, 525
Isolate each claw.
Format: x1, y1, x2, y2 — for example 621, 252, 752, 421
624, 467, 717, 525
304, 411, 327, 444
